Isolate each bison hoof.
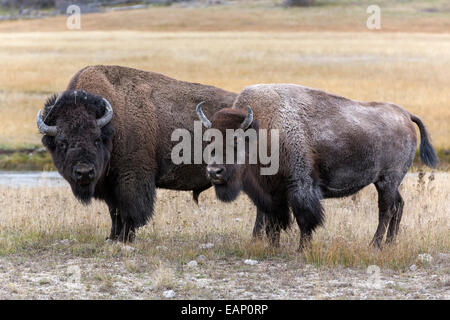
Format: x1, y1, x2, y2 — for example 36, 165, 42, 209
117, 231, 135, 243
297, 240, 311, 253
369, 239, 383, 250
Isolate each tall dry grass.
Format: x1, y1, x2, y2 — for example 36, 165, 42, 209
0, 172, 448, 270
1, 32, 449, 148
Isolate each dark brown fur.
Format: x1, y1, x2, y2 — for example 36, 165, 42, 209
41, 65, 237, 241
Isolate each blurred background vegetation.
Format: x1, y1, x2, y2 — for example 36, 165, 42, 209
0, 0, 449, 170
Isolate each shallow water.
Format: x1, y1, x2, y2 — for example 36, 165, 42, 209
0, 171, 439, 188
0, 171, 67, 188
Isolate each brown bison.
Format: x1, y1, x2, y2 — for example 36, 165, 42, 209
196, 84, 439, 249
36, 65, 237, 242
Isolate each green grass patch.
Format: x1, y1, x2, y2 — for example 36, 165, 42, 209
0, 147, 448, 172
0, 151, 54, 171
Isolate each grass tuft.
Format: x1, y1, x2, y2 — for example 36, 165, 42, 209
0, 172, 448, 270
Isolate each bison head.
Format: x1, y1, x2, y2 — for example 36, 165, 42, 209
196, 102, 255, 202
37, 90, 114, 204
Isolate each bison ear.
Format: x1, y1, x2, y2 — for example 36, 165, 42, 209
101, 124, 114, 151
42, 135, 56, 152
249, 119, 259, 130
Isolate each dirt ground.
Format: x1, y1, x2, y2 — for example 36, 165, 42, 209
1, 247, 448, 300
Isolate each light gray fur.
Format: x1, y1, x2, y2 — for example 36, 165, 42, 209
228, 83, 430, 248
232, 84, 417, 196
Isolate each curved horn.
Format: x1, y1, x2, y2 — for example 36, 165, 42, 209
36, 93, 62, 136
36, 109, 57, 136
96, 98, 113, 128
196, 101, 211, 128
240, 106, 253, 130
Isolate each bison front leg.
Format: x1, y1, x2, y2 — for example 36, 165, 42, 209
118, 219, 136, 243
252, 209, 266, 239
107, 207, 123, 240
289, 187, 324, 251
252, 209, 281, 246
116, 171, 156, 243
265, 216, 282, 247
266, 202, 291, 247
253, 194, 290, 247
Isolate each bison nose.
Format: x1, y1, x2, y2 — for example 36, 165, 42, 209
207, 166, 225, 180
73, 164, 95, 184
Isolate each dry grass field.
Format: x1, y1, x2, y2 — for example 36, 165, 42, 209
0, 1, 449, 149
1, 32, 449, 150
0, 1, 448, 299
0, 172, 448, 299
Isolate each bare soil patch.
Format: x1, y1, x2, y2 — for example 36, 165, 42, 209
0, 249, 448, 299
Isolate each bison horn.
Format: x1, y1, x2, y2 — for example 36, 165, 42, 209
196, 101, 212, 129
240, 106, 253, 130
96, 98, 114, 128
36, 93, 63, 136
36, 97, 113, 136
36, 109, 57, 136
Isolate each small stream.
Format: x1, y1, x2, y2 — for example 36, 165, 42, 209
0, 171, 67, 187
0, 171, 436, 188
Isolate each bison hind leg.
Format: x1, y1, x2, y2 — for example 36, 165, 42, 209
386, 191, 404, 245
371, 175, 404, 248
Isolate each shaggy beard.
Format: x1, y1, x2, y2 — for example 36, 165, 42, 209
213, 181, 241, 203
71, 183, 95, 205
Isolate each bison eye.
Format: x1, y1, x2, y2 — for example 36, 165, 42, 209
58, 141, 68, 152
95, 138, 102, 148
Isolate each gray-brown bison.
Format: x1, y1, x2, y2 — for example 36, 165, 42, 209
196, 84, 438, 249
36, 65, 237, 241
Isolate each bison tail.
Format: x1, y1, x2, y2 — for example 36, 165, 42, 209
410, 114, 439, 168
